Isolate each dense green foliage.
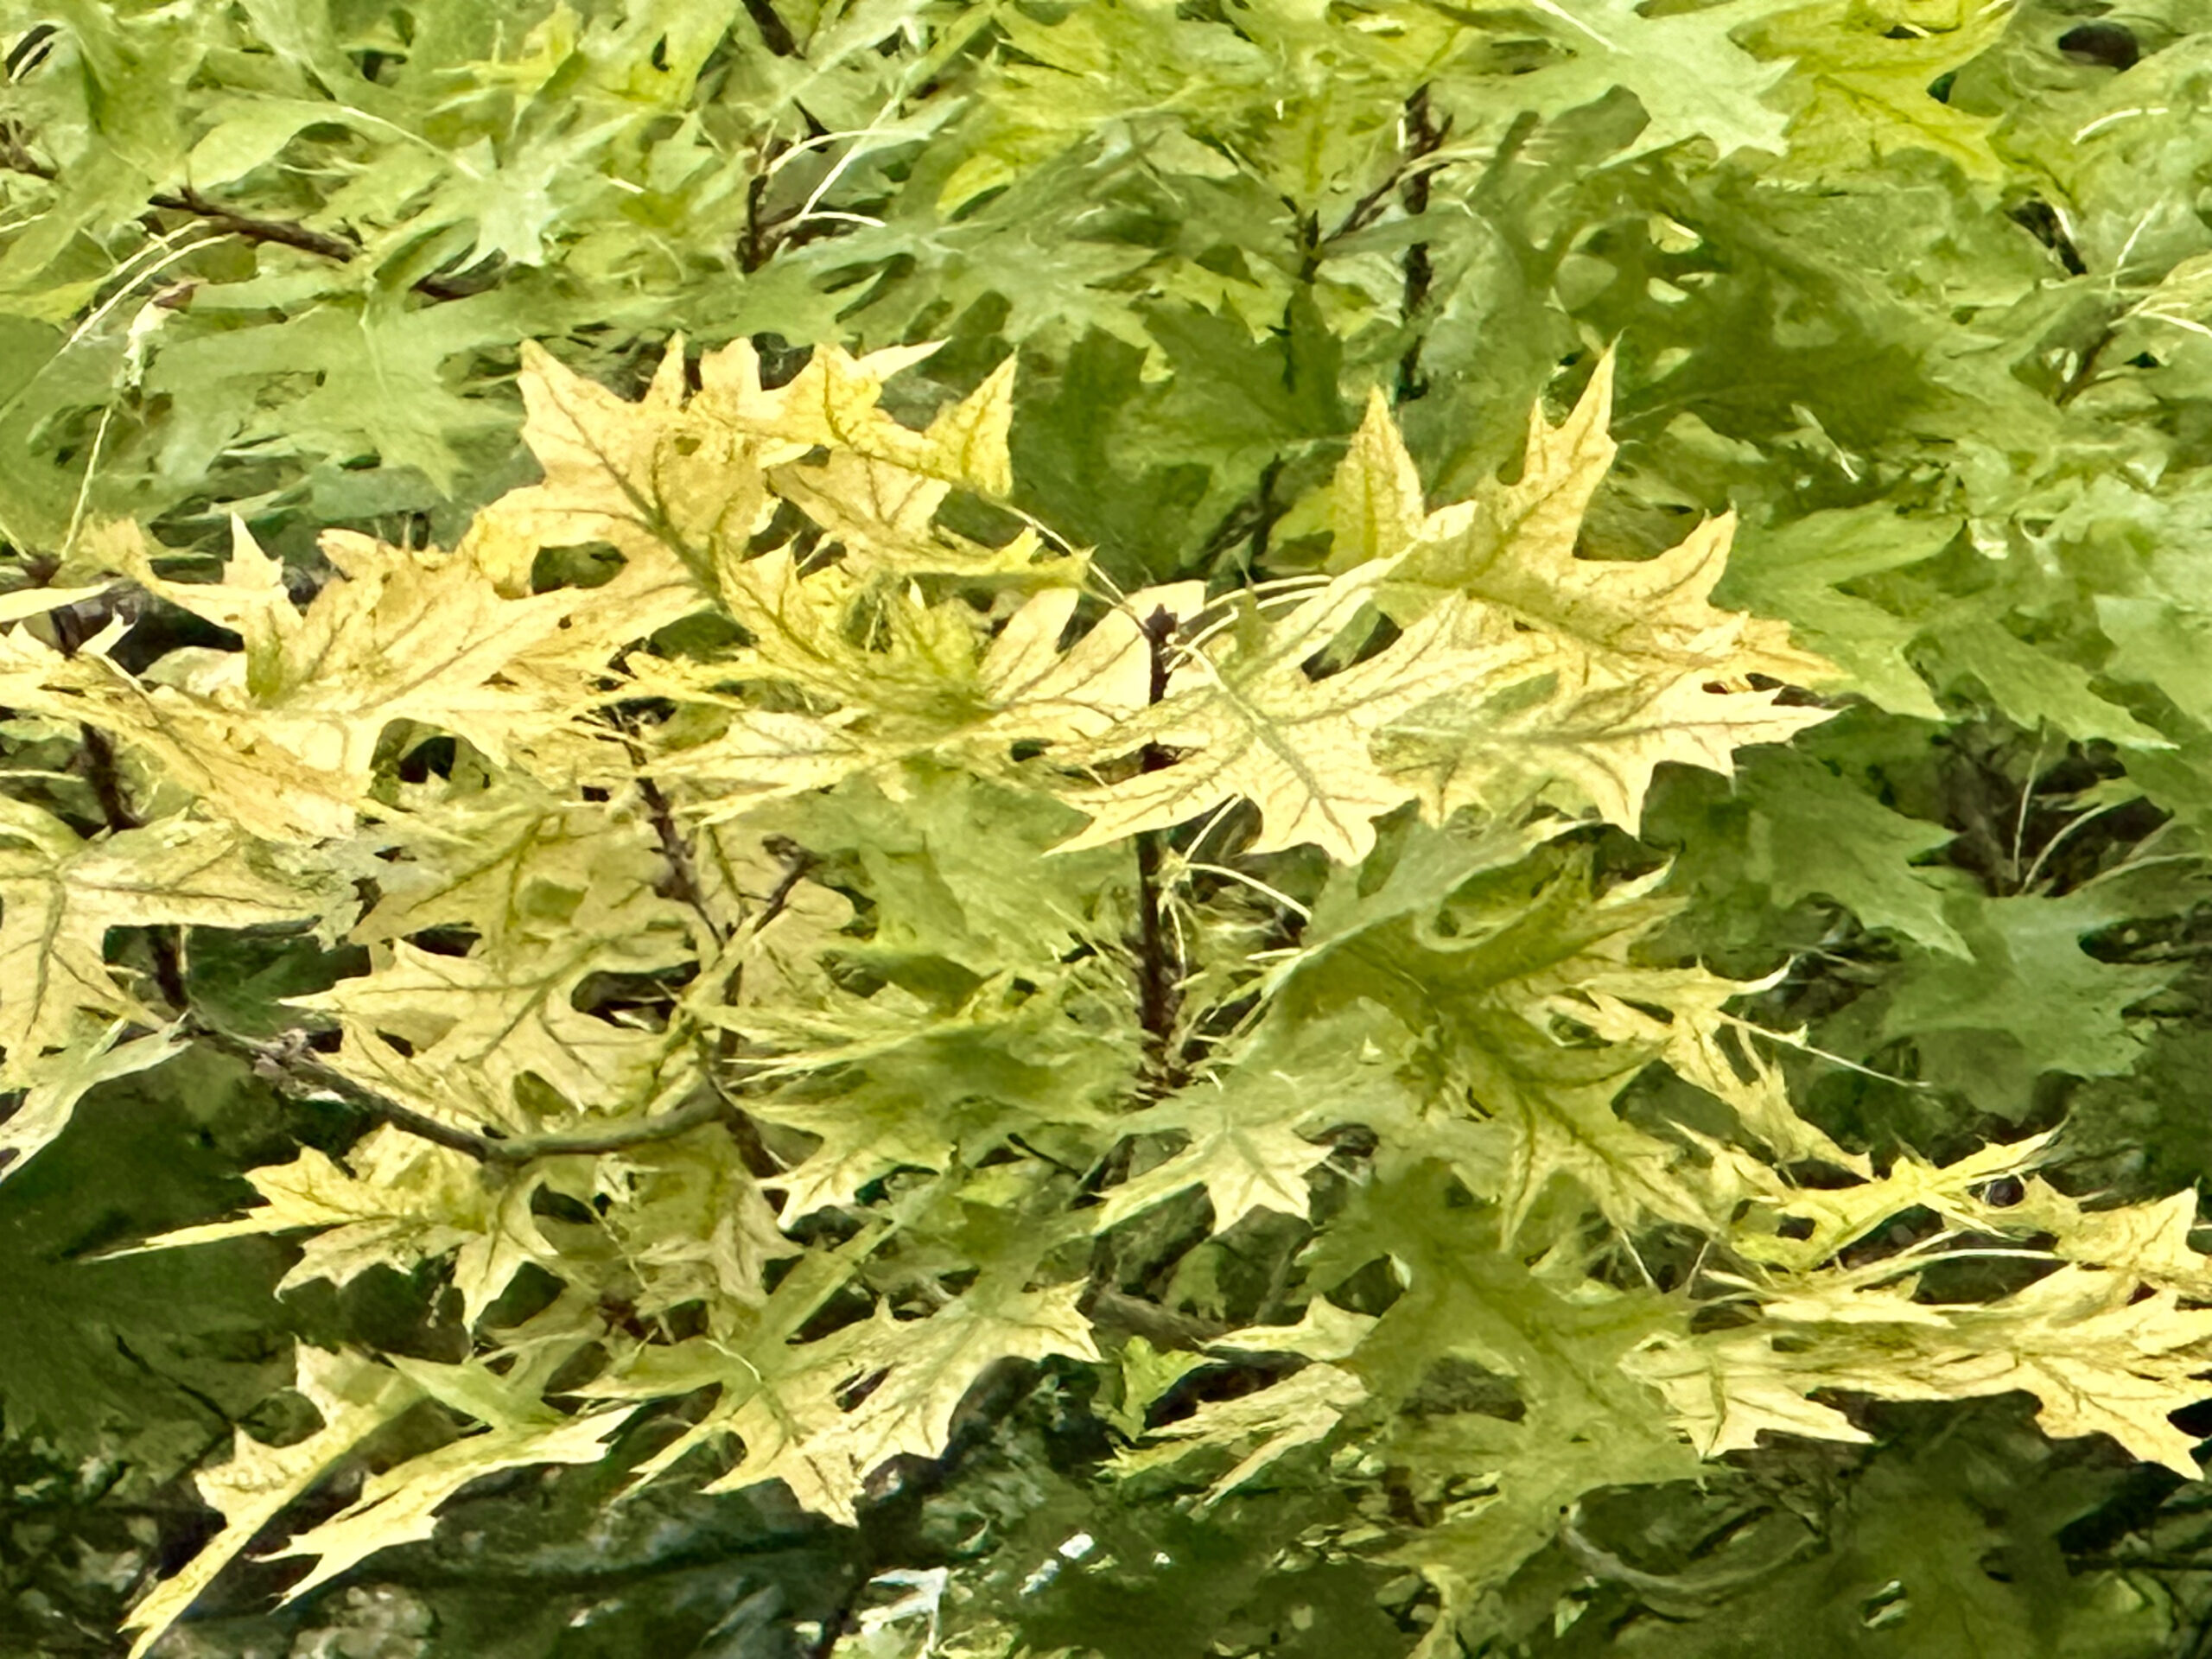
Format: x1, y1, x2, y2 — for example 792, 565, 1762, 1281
15, 2, 2212, 1656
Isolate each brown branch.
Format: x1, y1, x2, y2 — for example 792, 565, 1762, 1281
1079, 1287, 1226, 1351
148, 185, 362, 267
41, 592, 191, 1011
0, 124, 475, 302
185, 1020, 741, 1164
1320, 94, 1456, 252
1131, 605, 1187, 1102
1188, 455, 1285, 581
2057, 323, 2118, 406
1395, 85, 1444, 405
609, 709, 728, 952
710, 834, 817, 1179
742, 0, 799, 56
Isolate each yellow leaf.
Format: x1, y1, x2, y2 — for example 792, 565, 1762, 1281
272, 1391, 627, 1605
0, 804, 333, 1071
121, 1348, 416, 1659
0, 1019, 186, 1179
1053, 569, 1532, 861
290, 881, 695, 1114
699, 1283, 1100, 1524
133, 1125, 550, 1324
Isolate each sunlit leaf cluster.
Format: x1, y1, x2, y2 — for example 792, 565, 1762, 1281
15, 3, 2212, 1657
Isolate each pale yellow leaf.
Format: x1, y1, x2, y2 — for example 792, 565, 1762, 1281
121, 1348, 416, 1659
0, 1019, 186, 1180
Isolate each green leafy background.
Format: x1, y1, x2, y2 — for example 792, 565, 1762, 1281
16, 0, 2212, 1655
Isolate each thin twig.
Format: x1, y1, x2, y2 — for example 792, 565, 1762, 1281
1131, 605, 1188, 1101
1322, 92, 1456, 249
0, 127, 475, 302
741, 0, 798, 56
43, 594, 192, 1013
1395, 85, 1444, 404
185, 1020, 740, 1164
609, 709, 728, 952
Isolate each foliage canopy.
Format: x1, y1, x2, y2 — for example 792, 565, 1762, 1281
13, 3, 2212, 1657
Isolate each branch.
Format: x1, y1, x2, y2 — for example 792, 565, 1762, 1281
44, 590, 190, 1011
1079, 1287, 1226, 1351
1395, 85, 1445, 405
1130, 605, 1187, 1102
1187, 456, 1286, 586
742, 0, 799, 56
183, 1019, 741, 1164
1320, 93, 1456, 251
609, 708, 727, 952
0, 124, 476, 302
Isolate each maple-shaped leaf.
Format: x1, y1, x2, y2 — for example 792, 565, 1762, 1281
1878, 889, 2172, 1096
480, 335, 788, 584
613, 1136, 798, 1328
1924, 615, 2171, 751
68, 516, 697, 840
1745, 0, 2018, 185
1052, 566, 1531, 861
1729, 1131, 2059, 1272
695, 1281, 1099, 1524
1699, 1267, 2212, 1478
1493, 0, 1801, 161
0, 1019, 187, 1178
1283, 840, 1812, 1234
1737, 747, 1970, 955
1114, 1361, 1369, 1503
270, 1356, 631, 1605
0, 802, 333, 1083
1093, 1028, 1367, 1236
1624, 1327, 1872, 1457
120, 1347, 417, 1659
489, 334, 1020, 604
970, 582, 1203, 751
1339, 360, 1828, 689
2007, 1183, 2212, 1298
1310, 363, 1837, 835
1307, 1164, 1703, 1604
0, 619, 365, 844
1097, 1104, 1325, 1234
291, 879, 695, 1115
1375, 633, 1834, 833
135, 1124, 556, 1326
700, 336, 1019, 498
349, 773, 664, 956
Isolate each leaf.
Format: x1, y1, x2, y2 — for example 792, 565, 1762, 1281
52, 516, 698, 840
1925, 616, 2171, 749
1745, 0, 2018, 185
700, 1281, 1101, 1525
1624, 1327, 1872, 1456
1718, 504, 1955, 719
120, 1347, 417, 1659
1114, 1361, 1369, 1503
1490, 0, 1802, 160
1094, 1017, 1396, 1234
1738, 747, 1970, 954
0, 1019, 185, 1179
1051, 565, 1527, 861
1687, 1266, 2212, 1478
1879, 890, 2171, 1090
270, 1386, 631, 1606
134, 1124, 553, 1325
289, 880, 695, 1114
0, 803, 331, 1090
